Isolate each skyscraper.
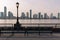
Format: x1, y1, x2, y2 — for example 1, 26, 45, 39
50, 13, 53, 19
26, 12, 29, 19
44, 13, 48, 19
33, 14, 38, 19
8, 11, 13, 19
41, 15, 43, 19
30, 9, 32, 19
0, 12, 4, 18
58, 13, 60, 19
4, 6, 7, 18
21, 12, 26, 19
38, 12, 41, 19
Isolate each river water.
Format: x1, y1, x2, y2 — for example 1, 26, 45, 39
0, 19, 60, 27
0, 19, 60, 23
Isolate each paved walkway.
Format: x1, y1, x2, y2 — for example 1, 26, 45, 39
0, 33, 60, 40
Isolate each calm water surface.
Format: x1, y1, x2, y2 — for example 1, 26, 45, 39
0, 19, 60, 27
0, 19, 60, 23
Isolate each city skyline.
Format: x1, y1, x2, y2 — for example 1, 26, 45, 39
0, 6, 60, 19
0, 0, 60, 17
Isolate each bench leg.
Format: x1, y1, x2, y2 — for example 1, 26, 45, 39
0, 31, 1, 36
24, 31, 26, 36
11, 32, 14, 37
24, 31, 28, 36
39, 31, 40, 36
50, 32, 53, 35
27, 32, 28, 36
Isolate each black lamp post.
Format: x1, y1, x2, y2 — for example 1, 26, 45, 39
16, 2, 19, 24
14, 2, 21, 30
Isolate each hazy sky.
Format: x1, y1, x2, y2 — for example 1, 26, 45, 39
0, 0, 60, 16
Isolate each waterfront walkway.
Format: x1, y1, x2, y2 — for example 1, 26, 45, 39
0, 23, 60, 36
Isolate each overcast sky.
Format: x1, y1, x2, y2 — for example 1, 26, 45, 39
0, 0, 60, 16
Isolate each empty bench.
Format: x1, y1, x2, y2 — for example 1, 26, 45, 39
24, 27, 53, 36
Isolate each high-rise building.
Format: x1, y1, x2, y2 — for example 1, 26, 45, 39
58, 13, 60, 19
21, 12, 26, 19
26, 12, 29, 19
44, 13, 48, 19
38, 12, 41, 19
41, 15, 43, 19
50, 13, 53, 19
0, 12, 4, 18
30, 9, 32, 19
8, 11, 13, 18
4, 6, 7, 18
33, 14, 38, 19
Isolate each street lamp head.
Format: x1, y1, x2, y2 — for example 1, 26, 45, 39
16, 2, 19, 7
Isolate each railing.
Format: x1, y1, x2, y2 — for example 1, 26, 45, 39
0, 23, 60, 28
21, 23, 60, 28
0, 23, 60, 37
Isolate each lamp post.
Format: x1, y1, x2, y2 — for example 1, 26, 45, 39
16, 2, 19, 24
14, 2, 21, 30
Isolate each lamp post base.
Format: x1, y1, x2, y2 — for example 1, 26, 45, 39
14, 22, 21, 30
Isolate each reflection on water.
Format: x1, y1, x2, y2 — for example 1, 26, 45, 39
0, 19, 60, 28
0, 19, 60, 23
